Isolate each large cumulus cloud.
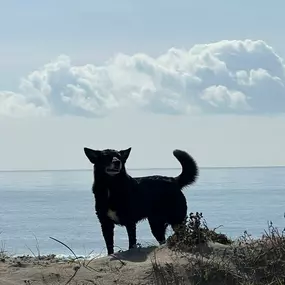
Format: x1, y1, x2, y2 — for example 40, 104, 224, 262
1, 39, 285, 117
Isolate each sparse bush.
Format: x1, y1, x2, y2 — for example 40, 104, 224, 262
152, 213, 285, 285
167, 212, 232, 252
230, 221, 285, 284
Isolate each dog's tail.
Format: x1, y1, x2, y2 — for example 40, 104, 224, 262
173, 149, 198, 189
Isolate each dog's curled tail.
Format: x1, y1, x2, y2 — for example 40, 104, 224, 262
173, 149, 198, 189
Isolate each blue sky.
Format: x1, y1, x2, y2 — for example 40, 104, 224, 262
0, 0, 285, 170
1, 0, 284, 89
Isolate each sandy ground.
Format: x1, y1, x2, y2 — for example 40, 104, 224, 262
0, 245, 187, 285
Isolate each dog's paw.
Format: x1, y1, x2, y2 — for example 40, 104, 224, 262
128, 243, 143, 252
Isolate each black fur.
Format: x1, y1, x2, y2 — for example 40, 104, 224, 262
84, 147, 198, 255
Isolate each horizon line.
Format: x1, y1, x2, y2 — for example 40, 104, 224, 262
0, 165, 284, 173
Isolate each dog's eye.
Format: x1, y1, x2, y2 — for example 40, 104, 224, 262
102, 155, 111, 162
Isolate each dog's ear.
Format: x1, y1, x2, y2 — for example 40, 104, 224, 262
84, 147, 101, 164
120, 147, 132, 162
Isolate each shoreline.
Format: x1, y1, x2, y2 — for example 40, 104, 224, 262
1, 252, 107, 261
1, 232, 284, 284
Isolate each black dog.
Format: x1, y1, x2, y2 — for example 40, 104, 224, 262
84, 147, 198, 255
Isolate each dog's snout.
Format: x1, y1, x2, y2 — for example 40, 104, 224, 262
113, 160, 121, 167
112, 157, 121, 168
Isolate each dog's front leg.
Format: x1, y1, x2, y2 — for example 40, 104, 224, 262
100, 220, 115, 255
126, 223, 137, 250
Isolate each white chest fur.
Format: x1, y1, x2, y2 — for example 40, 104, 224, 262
107, 209, 120, 223
106, 189, 120, 223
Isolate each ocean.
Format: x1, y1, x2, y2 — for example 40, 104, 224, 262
0, 167, 284, 257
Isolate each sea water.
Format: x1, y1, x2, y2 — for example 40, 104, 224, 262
0, 167, 284, 257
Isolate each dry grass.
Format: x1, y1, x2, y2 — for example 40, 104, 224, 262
151, 212, 285, 285
0, 232, 9, 263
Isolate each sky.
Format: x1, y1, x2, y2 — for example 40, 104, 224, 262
0, 0, 285, 170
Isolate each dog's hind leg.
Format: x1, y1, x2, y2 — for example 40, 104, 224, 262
126, 223, 137, 250
148, 218, 167, 245
172, 222, 186, 234
170, 219, 187, 242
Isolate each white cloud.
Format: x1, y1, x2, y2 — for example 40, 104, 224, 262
1, 39, 285, 117
200, 85, 250, 111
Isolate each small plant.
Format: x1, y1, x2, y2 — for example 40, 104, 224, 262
0, 233, 8, 262
0, 246, 8, 262
167, 212, 232, 251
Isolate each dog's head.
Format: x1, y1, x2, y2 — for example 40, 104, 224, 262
84, 147, 131, 176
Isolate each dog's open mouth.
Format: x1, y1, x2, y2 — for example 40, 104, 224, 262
105, 157, 122, 176
105, 167, 121, 175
